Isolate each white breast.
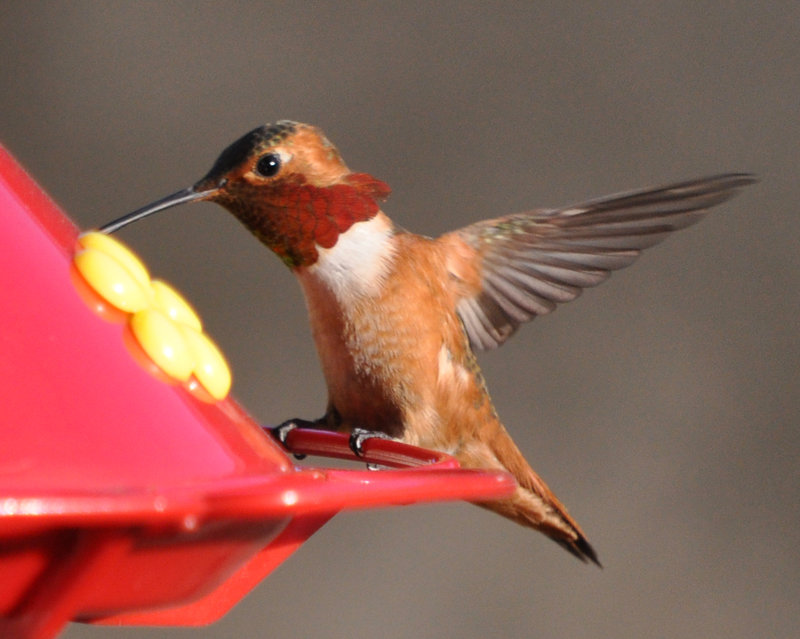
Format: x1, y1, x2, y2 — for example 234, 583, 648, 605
306, 213, 396, 303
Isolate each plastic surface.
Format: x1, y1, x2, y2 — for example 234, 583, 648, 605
0, 144, 516, 639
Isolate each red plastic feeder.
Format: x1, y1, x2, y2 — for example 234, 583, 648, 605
0, 145, 515, 639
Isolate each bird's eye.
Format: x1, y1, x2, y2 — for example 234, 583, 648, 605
255, 153, 281, 178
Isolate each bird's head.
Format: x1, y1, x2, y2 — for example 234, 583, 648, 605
101, 121, 391, 267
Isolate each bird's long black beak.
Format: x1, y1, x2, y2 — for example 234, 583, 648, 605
98, 186, 218, 234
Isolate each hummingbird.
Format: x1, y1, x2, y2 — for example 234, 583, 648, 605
100, 120, 755, 565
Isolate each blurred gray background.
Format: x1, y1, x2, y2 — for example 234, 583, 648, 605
1, 2, 798, 638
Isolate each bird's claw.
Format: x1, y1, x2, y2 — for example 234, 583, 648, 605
349, 427, 393, 458
270, 419, 314, 460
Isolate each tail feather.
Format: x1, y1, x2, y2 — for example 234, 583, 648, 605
555, 532, 601, 566
464, 421, 601, 566
476, 483, 601, 567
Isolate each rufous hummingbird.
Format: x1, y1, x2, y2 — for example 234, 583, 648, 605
100, 121, 755, 565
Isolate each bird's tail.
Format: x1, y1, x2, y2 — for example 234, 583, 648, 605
463, 420, 601, 566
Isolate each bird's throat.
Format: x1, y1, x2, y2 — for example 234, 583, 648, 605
226, 173, 390, 268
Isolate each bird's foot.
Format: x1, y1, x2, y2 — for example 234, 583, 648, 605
348, 427, 394, 458
269, 419, 319, 460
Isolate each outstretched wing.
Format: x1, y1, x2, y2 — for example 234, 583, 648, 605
442, 173, 756, 350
